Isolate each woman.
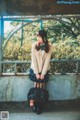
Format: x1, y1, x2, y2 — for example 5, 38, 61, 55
29, 30, 52, 112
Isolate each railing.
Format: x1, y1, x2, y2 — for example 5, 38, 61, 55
1, 61, 30, 75
0, 59, 80, 76
50, 59, 80, 75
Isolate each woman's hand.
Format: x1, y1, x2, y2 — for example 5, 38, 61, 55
40, 74, 44, 80
36, 74, 40, 79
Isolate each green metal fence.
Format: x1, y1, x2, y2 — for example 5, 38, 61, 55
0, 16, 80, 76
0, 59, 80, 75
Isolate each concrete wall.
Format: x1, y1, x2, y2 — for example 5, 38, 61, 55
0, 74, 80, 102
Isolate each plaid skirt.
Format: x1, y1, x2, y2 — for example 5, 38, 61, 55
29, 68, 49, 83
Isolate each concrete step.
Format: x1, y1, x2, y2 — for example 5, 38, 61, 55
0, 100, 80, 111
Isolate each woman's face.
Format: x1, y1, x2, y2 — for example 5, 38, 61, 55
37, 35, 44, 44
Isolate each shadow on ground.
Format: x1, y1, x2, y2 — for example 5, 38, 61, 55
0, 100, 80, 113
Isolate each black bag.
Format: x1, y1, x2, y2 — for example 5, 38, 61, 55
27, 87, 49, 103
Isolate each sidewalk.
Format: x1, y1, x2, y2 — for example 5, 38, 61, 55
0, 101, 80, 120
9, 111, 80, 120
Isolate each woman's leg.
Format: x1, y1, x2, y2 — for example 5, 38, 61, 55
35, 102, 42, 114
34, 82, 46, 88
40, 83, 45, 88
29, 99, 34, 107
34, 82, 40, 88
36, 82, 45, 88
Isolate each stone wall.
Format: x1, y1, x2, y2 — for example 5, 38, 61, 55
0, 74, 80, 101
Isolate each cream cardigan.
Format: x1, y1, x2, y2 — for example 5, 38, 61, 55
30, 43, 52, 75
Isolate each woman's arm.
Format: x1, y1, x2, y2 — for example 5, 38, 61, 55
31, 44, 39, 74
41, 45, 52, 75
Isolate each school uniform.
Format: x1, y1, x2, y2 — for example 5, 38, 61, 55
30, 43, 52, 75
28, 43, 52, 114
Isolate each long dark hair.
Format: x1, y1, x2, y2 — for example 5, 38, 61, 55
35, 30, 49, 53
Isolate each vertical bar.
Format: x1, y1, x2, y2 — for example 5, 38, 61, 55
21, 21, 23, 46
14, 63, 17, 75
0, 16, 3, 75
76, 62, 79, 74
0, 17, 1, 75
2, 18, 4, 44
40, 20, 43, 30
61, 62, 66, 75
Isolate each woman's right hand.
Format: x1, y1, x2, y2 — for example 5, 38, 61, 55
36, 74, 40, 79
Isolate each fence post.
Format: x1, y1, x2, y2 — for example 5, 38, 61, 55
40, 20, 43, 30
14, 63, 17, 75
76, 62, 79, 75
0, 16, 3, 76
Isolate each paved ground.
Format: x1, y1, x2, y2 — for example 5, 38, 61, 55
8, 111, 80, 120
0, 101, 80, 120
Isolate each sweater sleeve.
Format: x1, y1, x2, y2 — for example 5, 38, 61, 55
31, 44, 39, 74
42, 45, 52, 75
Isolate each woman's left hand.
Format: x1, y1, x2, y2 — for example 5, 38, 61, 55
40, 74, 44, 80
